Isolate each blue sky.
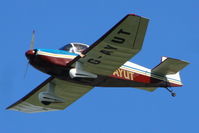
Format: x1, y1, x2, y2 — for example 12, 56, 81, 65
0, 0, 198, 132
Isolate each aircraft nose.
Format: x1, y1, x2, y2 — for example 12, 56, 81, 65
25, 50, 36, 59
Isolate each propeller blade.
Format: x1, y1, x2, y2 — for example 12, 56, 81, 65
24, 62, 30, 78
24, 30, 36, 78
30, 30, 35, 50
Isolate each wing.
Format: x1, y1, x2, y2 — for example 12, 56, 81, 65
69, 14, 149, 76
7, 77, 93, 113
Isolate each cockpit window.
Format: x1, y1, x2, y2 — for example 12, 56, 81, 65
60, 44, 72, 51
60, 43, 89, 54
73, 44, 88, 53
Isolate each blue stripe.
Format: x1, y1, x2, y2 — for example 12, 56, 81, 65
122, 65, 180, 82
123, 65, 147, 73
37, 49, 78, 56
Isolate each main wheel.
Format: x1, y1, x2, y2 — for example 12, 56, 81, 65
171, 92, 176, 97
41, 101, 51, 105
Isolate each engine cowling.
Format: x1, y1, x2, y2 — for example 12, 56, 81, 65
38, 92, 65, 105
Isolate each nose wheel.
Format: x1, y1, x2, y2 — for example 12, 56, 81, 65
165, 87, 176, 97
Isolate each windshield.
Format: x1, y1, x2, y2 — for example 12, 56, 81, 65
73, 44, 88, 53
60, 43, 89, 54
60, 44, 72, 51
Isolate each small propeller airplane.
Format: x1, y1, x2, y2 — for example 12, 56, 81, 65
7, 14, 189, 113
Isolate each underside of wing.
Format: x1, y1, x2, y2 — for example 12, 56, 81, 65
70, 14, 149, 76
7, 77, 93, 113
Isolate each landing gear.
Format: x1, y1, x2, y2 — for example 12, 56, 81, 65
165, 87, 176, 97
38, 82, 65, 105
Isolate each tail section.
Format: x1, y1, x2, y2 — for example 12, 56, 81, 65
152, 57, 189, 86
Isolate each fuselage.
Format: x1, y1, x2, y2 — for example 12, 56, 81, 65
26, 48, 182, 90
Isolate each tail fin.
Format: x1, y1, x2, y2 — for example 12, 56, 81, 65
152, 57, 189, 86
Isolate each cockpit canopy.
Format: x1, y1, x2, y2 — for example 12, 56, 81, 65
60, 43, 89, 54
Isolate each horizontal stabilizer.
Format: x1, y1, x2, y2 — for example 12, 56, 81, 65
135, 87, 157, 92
152, 57, 189, 75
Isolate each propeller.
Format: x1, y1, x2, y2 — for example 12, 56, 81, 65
30, 30, 35, 50
24, 30, 35, 78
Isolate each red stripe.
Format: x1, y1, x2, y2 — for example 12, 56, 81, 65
110, 68, 182, 87
38, 55, 73, 67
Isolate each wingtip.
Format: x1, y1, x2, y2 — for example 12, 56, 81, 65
129, 13, 138, 16
128, 13, 142, 17
128, 14, 149, 20
5, 107, 10, 111
6, 105, 12, 110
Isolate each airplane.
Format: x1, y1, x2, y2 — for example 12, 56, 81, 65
7, 14, 189, 113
